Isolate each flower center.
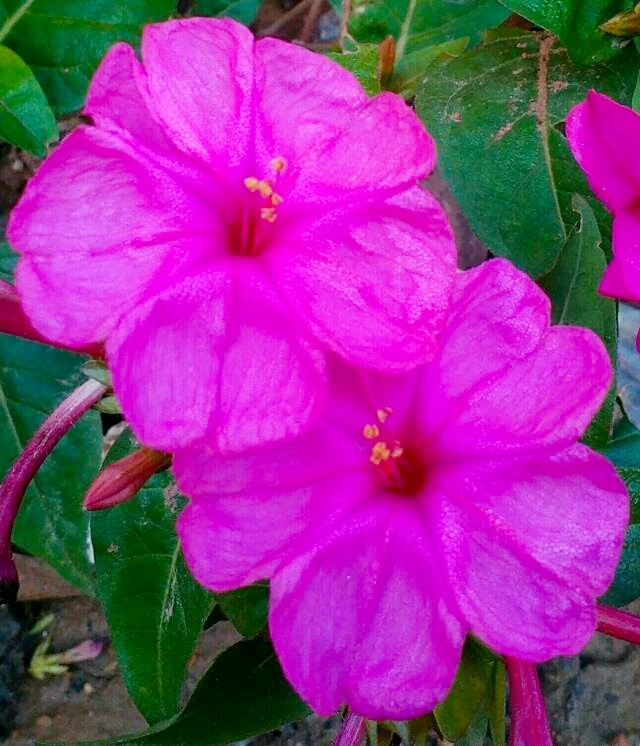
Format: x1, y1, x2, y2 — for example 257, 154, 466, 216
231, 156, 287, 257
363, 407, 426, 496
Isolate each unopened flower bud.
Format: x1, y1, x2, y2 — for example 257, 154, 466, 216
84, 448, 171, 511
600, 6, 640, 37
378, 35, 396, 89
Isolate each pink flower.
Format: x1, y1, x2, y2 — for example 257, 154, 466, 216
174, 259, 628, 719
7, 18, 456, 454
567, 91, 640, 304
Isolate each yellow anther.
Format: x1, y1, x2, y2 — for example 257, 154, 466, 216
270, 156, 287, 173
377, 407, 393, 423
244, 176, 260, 192
257, 181, 273, 199
363, 424, 380, 439
370, 441, 391, 465
260, 207, 277, 223
271, 192, 284, 206
391, 443, 404, 459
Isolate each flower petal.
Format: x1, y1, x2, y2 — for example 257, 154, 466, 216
432, 447, 626, 659
14, 236, 206, 345
419, 259, 611, 455
107, 270, 229, 450
108, 263, 327, 452
84, 42, 172, 153
175, 434, 372, 591
141, 18, 254, 169
254, 41, 432, 203
270, 506, 464, 719
599, 210, 640, 303
267, 186, 456, 371
566, 90, 640, 212
254, 38, 366, 168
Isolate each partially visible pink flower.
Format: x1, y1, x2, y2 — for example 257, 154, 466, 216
174, 259, 628, 719
8, 18, 456, 454
566, 91, 640, 304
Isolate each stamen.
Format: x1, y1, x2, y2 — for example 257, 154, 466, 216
270, 156, 287, 173
271, 193, 284, 206
390, 443, 404, 458
370, 441, 391, 465
260, 207, 277, 223
377, 407, 393, 423
363, 424, 380, 439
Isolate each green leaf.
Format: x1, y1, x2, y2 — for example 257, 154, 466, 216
0, 0, 176, 115
434, 639, 494, 741
188, 0, 261, 24
39, 639, 310, 746
214, 582, 268, 638
0, 334, 101, 593
497, 0, 634, 64
0, 236, 17, 283
417, 29, 638, 278
0, 44, 56, 155
600, 524, 640, 606
91, 428, 214, 725
328, 44, 381, 95
487, 660, 506, 746
348, 0, 510, 93
539, 195, 617, 448
604, 415, 640, 524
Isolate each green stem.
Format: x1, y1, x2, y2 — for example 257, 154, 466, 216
0, 0, 36, 45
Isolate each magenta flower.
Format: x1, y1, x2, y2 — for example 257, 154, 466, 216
7, 18, 456, 454
567, 91, 640, 304
173, 259, 628, 719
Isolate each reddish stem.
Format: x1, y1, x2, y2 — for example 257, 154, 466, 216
597, 605, 640, 645
505, 657, 554, 746
84, 447, 171, 511
0, 378, 107, 602
0, 280, 102, 357
334, 711, 365, 746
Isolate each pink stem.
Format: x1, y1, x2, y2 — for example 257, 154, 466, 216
597, 605, 640, 645
505, 657, 554, 746
333, 711, 366, 746
0, 378, 107, 602
0, 280, 102, 357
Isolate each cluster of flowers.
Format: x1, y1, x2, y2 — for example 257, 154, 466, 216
4, 15, 640, 739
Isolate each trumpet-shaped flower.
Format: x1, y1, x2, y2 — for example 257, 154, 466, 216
7, 18, 456, 453
174, 259, 628, 720
567, 90, 640, 305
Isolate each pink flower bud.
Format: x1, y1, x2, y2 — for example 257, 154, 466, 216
84, 448, 171, 511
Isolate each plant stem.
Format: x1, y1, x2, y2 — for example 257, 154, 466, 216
0, 0, 36, 44
504, 657, 554, 746
597, 605, 640, 645
0, 378, 107, 602
334, 711, 366, 746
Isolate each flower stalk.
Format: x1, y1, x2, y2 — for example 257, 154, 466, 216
333, 711, 366, 746
505, 657, 554, 746
0, 378, 107, 602
597, 605, 640, 645
84, 447, 171, 511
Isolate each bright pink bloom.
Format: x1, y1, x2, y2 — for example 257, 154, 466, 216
7, 18, 456, 454
567, 91, 640, 304
174, 259, 628, 719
